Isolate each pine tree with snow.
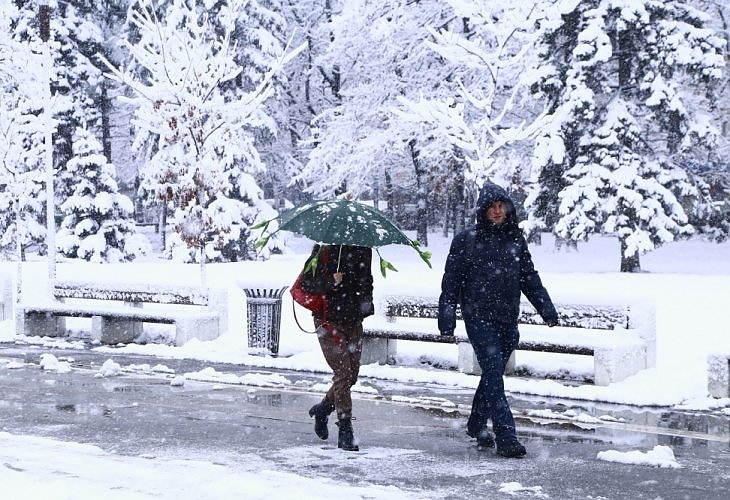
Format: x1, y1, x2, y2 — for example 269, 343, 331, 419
525, 0, 726, 272
56, 127, 149, 263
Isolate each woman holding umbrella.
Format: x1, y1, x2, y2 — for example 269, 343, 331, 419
302, 243, 374, 452
254, 199, 431, 451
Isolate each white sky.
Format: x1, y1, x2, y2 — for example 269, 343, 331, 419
0, 230, 728, 496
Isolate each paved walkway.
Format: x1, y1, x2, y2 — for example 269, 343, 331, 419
1, 344, 729, 499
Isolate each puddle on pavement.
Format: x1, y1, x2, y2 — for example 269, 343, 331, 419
112, 385, 146, 393
246, 393, 282, 407
515, 394, 730, 442
51, 403, 115, 417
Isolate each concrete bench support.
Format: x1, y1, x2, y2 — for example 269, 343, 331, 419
21, 311, 66, 338
360, 337, 396, 365
91, 316, 143, 344
457, 342, 515, 376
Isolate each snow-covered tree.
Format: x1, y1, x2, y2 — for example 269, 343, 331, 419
206, 0, 302, 207
525, 0, 726, 272
0, 89, 47, 260
58, 0, 131, 164
271, 0, 334, 206
0, 2, 52, 259
104, 0, 302, 262
294, 0, 466, 244
56, 127, 149, 262
393, 1, 558, 240
296, 1, 560, 245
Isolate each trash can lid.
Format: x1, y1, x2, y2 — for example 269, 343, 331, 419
241, 285, 289, 299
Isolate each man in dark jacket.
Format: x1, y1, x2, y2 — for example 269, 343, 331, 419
438, 182, 558, 458
303, 244, 374, 452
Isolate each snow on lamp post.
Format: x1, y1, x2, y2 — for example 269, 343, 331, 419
38, 1, 56, 290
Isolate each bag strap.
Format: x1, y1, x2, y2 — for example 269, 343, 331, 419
291, 299, 337, 338
292, 300, 317, 334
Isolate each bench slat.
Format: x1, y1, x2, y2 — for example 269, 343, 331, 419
22, 304, 216, 323
362, 329, 456, 343
384, 297, 629, 330
53, 281, 209, 306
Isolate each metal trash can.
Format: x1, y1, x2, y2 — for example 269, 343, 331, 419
243, 286, 288, 355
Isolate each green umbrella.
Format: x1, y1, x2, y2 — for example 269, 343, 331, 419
253, 200, 431, 276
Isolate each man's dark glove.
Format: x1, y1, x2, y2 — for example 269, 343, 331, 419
546, 318, 559, 328
440, 329, 455, 337
360, 301, 375, 316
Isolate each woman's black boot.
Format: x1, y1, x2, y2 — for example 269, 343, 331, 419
336, 418, 359, 451
308, 401, 335, 440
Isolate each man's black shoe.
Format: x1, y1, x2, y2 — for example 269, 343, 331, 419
497, 439, 527, 458
476, 430, 495, 448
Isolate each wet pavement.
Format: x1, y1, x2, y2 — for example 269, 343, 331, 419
1, 343, 729, 499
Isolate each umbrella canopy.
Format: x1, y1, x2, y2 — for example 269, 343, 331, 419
278, 200, 412, 247
253, 199, 431, 275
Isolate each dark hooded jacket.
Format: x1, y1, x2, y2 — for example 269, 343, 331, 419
438, 182, 557, 333
302, 244, 374, 324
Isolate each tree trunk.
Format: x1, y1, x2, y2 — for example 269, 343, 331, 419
100, 80, 113, 163
454, 167, 466, 234
159, 200, 167, 250
441, 197, 450, 238
554, 236, 577, 251
408, 140, 428, 246
619, 236, 641, 272
384, 169, 394, 221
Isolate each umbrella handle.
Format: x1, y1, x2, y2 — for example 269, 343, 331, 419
337, 244, 342, 272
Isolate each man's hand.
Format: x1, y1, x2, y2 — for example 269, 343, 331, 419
546, 318, 559, 328
440, 329, 455, 337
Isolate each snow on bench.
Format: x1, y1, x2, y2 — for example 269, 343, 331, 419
707, 350, 730, 398
362, 295, 656, 386
17, 280, 228, 346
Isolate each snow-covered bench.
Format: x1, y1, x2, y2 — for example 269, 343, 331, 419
707, 350, 730, 398
16, 280, 228, 346
362, 295, 656, 386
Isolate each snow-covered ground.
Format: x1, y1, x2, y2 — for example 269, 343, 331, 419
0, 431, 411, 500
0, 230, 729, 497
2, 230, 729, 409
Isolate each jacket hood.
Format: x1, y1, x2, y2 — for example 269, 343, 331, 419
474, 182, 518, 232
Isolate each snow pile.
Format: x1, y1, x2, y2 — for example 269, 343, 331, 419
596, 445, 681, 469
524, 408, 624, 425
498, 482, 548, 498
38, 354, 72, 373
95, 359, 123, 378
0, 358, 24, 369
184, 367, 291, 388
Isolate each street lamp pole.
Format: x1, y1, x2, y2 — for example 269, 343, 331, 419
38, 1, 56, 290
